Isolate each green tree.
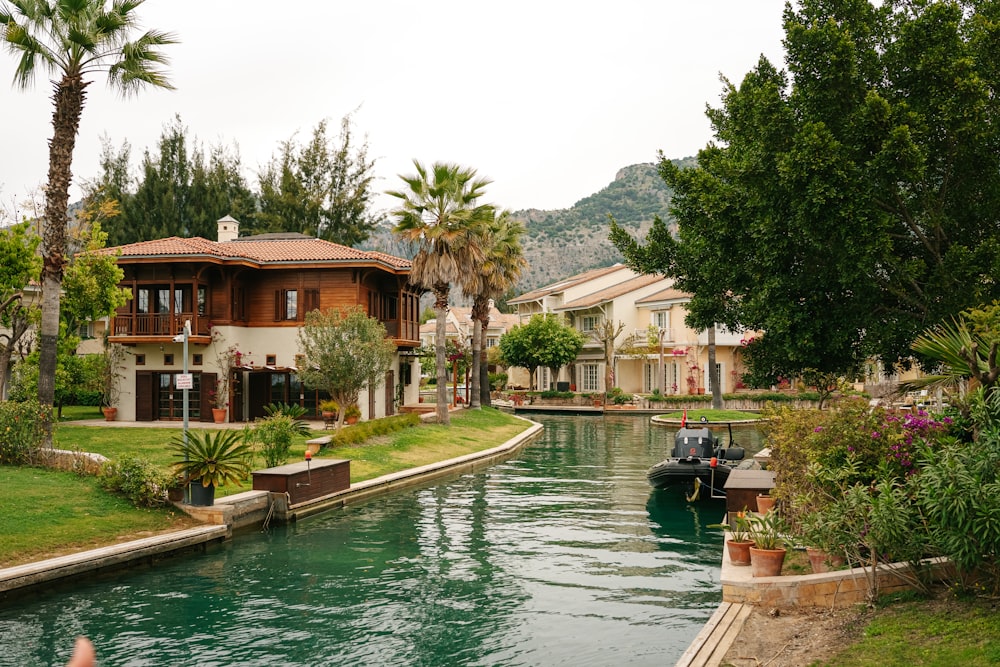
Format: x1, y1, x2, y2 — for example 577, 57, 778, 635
256, 115, 376, 245
615, 0, 1000, 382
389, 160, 493, 424
1, 0, 175, 439
590, 319, 626, 394
499, 314, 584, 391
296, 307, 395, 430
461, 210, 527, 408
0, 221, 42, 398
106, 115, 255, 244
61, 220, 130, 333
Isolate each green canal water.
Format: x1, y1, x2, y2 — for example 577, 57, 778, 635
0, 414, 754, 666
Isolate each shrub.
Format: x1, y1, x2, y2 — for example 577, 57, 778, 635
330, 413, 420, 447
538, 390, 574, 399
488, 373, 507, 391
100, 455, 171, 507
0, 399, 48, 465
247, 403, 311, 468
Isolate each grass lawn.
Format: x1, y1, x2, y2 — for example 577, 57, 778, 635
817, 592, 1000, 667
3, 408, 529, 567
657, 408, 761, 422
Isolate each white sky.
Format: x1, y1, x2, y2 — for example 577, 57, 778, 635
0, 0, 788, 221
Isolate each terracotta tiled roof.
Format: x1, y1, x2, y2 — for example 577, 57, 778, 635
555, 274, 667, 310
507, 264, 629, 304
103, 236, 411, 270
635, 286, 691, 305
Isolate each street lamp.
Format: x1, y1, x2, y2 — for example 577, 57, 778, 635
172, 320, 191, 501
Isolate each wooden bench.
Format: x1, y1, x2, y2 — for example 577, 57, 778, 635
305, 435, 332, 455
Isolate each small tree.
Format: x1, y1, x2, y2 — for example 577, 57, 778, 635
590, 319, 626, 393
499, 314, 584, 391
297, 307, 395, 429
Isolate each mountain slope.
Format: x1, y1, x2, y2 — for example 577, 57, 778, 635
362, 157, 694, 294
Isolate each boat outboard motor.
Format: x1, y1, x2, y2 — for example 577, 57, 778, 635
672, 427, 717, 459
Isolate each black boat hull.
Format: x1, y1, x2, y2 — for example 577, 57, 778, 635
647, 457, 735, 494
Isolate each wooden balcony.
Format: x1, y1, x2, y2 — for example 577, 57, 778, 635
109, 313, 212, 345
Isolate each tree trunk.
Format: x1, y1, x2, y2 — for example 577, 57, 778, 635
39, 75, 88, 445
433, 283, 450, 425
469, 319, 482, 409
708, 324, 722, 410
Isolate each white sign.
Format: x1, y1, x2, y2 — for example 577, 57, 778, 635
176, 373, 194, 390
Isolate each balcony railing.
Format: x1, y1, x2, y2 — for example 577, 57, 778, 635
382, 318, 419, 343
633, 327, 674, 343
112, 313, 210, 337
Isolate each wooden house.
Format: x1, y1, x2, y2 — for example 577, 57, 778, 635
103, 216, 421, 423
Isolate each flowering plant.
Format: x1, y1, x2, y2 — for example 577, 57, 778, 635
747, 510, 785, 550
729, 510, 751, 542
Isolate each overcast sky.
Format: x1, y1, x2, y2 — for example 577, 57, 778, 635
0, 0, 788, 222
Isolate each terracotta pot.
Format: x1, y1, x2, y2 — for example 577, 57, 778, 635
726, 540, 754, 566
212, 407, 227, 423
756, 494, 776, 514
346, 416, 359, 425
102, 406, 118, 421
806, 547, 846, 573
749, 546, 787, 577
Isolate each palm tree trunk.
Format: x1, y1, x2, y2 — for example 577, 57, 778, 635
469, 319, 482, 409
433, 282, 450, 425
40, 75, 88, 444
479, 316, 491, 407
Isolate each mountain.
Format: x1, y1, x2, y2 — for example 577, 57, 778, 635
510, 158, 692, 291
362, 157, 695, 295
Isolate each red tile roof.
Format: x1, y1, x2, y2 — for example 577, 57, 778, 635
555, 274, 666, 310
103, 236, 411, 270
507, 264, 630, 304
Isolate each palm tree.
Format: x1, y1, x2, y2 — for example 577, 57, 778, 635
388, 160, 493, 424
462, 210, 526, 408
1, 0, 176, 437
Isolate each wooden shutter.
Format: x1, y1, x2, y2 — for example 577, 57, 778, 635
135, 371, 154, 421
200, 372, 217, 422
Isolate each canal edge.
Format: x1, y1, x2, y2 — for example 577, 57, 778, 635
0, 416, 543, 596
675, 601, 752, 667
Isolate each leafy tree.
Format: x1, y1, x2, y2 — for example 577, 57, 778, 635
1, 0, 175, 439
256, 115, 377, 245
389, 160, 493, 424
61, 220, 130, 333
499, 314, 584, 390
296, 307, 395, 430
100, 115, 256, 244
589, 319, 626, 394
615, 0, 1000, 383
0, 221, 41, 397
461, 210, 527, 408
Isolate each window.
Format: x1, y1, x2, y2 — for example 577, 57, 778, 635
486, 337, 499, 348
581, 315, 599, 332
581, 364, 600, 392
653, 310, 670, 330
275, 289, 299, 321
197, 287, 207, 316
192, 354, 203, 366
135, 354, 145, 366
266, 354, 277, 366
164, 354, 174, 366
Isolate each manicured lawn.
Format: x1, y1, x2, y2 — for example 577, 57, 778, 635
657, 408, 760, 422
0, 467, 197, 567
817, 593, 1000, 667
2, 408, 530, 567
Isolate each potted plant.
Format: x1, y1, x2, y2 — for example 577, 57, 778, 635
169, 430, 252, 506
344, 403, 361, 425
725, 510, 754, 566
747, 510, 787, 577
211, 331, 241, 423
319, 399, 340, 419
100, 342, 128, 421
756, 493, 776, 514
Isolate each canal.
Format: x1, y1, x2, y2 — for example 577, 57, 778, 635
0, 414, 751, 666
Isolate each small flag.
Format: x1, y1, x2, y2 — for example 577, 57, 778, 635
681, 409, 687, 428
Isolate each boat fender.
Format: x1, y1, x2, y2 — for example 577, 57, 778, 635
724, 447, 745, 461
685, 477, 702, 502
710, 456, 718, 468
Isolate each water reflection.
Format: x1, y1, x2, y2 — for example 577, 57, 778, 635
0, 414, 729, 666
